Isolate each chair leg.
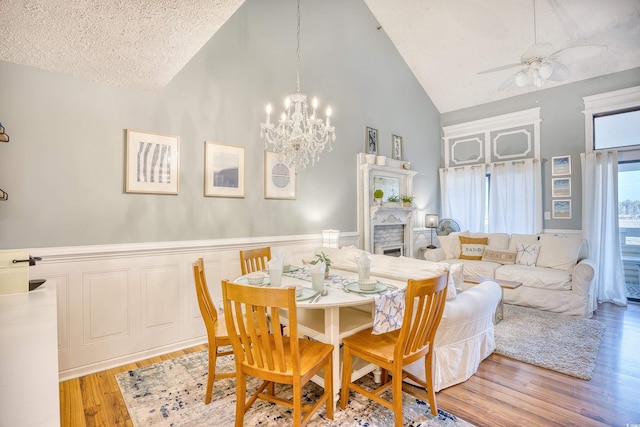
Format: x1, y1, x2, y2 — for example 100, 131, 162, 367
235, 371, 246, 427
205, 346, 217, 404
324, 355, 334, 419
293, 380, 302, 427
425, 352, 438, 416
392, 371, 404, 427
339, 345, 353, 409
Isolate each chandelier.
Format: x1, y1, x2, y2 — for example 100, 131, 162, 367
260, 0, 336, 172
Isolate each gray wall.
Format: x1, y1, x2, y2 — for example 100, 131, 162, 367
0, 0, 441, 250
442, 67, 640, 231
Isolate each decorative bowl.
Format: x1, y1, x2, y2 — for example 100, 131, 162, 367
358, 279, 377, 291
247, 273, 265, 285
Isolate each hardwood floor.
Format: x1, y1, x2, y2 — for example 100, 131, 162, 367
60, 302, 640, 427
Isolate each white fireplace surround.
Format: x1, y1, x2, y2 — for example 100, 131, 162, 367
370, 206, 414, 256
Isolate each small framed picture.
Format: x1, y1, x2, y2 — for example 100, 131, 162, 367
204, 142, 245, 197
552, 199, 572, 219
552, 177, 571, 198
264, 151, 296, 199
551, 155, 571, 176
125, 129, 179, 194
366, 126, 378, 155
392, 134, 403, 160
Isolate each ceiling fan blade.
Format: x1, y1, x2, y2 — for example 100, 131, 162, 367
478, 63, 522, 75
521, 42, 555, 62
548, 62, 570, 81
498, 72, 518, 90
549, 44, 608, 62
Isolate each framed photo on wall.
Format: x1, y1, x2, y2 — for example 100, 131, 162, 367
125, 129, 179, 194
366, 126, 378, 155
551, 155, 571, 176
204, 142, 245, 197
264, 151, 296, 199
392, 134, 403, 160
552, 177, 571, 198
552, 199, 572, 219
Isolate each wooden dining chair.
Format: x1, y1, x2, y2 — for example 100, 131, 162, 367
221, 280, 334, 427
239, 246, 272, 275
339, 272, 449, 427
193, 258, 235, 404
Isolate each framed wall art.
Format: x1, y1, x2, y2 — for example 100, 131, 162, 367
552, 199, 572, 219
551, 155, 571, 176
125, 129, 179, 194
552, 177, 571, 198
392, 134, 403, 160
264, 151, 296, 199
366, 126, 378, 155
204, 142, 245, 197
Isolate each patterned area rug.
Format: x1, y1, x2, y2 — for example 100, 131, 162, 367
494, 304, 605, 380
116, 351, 475, 427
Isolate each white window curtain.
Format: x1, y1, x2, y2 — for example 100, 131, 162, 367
439, 165, 486, 232
581, 151, 627, 309
488, 158, 542, 234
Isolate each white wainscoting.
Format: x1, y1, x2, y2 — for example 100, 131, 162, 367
27, 233, 359, 381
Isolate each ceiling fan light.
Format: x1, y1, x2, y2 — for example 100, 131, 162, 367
538, 62, 553, 79
533, 75, 546, 88
515, 71, 529, 87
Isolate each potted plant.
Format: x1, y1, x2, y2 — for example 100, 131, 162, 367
310, 252, 332, 278
401, 195, 414, 207
373, 189, 384, 205
387, 194, 399, 203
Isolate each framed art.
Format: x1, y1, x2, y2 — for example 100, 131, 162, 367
366, 126, 378, 155
125, 129, 179, 194
204, 141, 245, 197
392, 134, 403, 160
552, 199, 572, 219
264, 151, 296, 199
552, 177, 571, 198
551, 155, 571, 176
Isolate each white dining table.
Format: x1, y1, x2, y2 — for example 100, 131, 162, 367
235, 266, 407, 407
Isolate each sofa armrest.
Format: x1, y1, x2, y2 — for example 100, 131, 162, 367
424, 248, 446, 262
572, 258, 596, 296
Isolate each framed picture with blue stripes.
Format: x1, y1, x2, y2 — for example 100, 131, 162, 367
125, 129, 180, 194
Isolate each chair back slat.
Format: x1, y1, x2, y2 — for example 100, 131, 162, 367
239, 247, 272, 275
396, 272, 448, 361
222, 280, 299, 375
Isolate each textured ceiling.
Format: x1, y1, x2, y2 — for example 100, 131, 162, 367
1, 0, 639, 112
0, 0, 245, 92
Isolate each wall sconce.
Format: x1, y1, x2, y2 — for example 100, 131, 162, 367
322, 229, 340, 248
425, 214, 439, 249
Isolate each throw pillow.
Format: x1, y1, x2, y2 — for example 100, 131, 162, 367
536, 235, 584, 271
459, 236, 488, 260
438, 231, 469, 259
481, 247, 517, 265
515, 242, 541, 266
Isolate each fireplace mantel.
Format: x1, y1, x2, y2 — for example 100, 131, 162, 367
356, 153, 417, 256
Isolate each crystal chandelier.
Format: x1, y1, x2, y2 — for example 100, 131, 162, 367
260, 0, 336, 172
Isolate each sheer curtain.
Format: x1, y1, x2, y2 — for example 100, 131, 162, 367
488, 158, 542, 234
581, 151, 627, 309
439, 165, 486, 232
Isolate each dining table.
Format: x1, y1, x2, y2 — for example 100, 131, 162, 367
234, 265, 407, 408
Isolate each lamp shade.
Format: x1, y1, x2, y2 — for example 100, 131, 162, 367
425, 214, 439, 228
322, 229, 340, 248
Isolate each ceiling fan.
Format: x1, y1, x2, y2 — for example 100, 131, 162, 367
478, 0, 607, 90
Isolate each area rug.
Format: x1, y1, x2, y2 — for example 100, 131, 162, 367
494, 304, 605, 380
116, 350, 475, 427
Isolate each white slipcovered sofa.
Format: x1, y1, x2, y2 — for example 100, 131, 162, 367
315, 246, 502, 391
424, 232, 596, 317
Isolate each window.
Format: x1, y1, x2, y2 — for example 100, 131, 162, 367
594, 108, 640, 150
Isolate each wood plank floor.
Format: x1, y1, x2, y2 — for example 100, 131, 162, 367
60, 302, 640, 427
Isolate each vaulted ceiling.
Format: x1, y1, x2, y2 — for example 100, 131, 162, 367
1, 0, 639, 113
